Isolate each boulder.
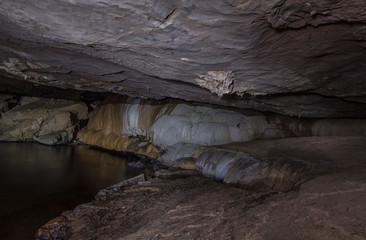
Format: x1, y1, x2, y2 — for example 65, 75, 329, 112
0, 97, 88, 145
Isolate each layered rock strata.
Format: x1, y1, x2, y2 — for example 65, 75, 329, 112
0, 95, 88, 145
0, 0, 365, 118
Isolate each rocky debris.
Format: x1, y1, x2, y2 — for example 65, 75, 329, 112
127, 161, 146, 169
0, 1, 365, 118
95, 174, 145, 201
153, 169, 201, 179
35, 216, 70, 240
0, 95, 11, 114
126, 156, 165, 171
0, 96, 88, 145
0, 101, 7, 113
0, 94, 19, 115
195, 71, 235, 97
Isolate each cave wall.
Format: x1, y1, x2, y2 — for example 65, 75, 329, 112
0, 0, 365, 192
0, 95, 88, 145
79, 97, 269, 148
0, 93, 364, 191
77, 96, 366, 191
78, 96, 366, 151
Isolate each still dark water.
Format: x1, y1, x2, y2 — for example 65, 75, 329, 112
0, 143, 145, 240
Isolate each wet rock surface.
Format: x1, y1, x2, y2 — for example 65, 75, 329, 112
153, 169, 201, 179
127, 161, 146, 169
35, 216, 70, 240
36, 144, 366, 240
77, 96, 365, 191
160, 137, 365, 192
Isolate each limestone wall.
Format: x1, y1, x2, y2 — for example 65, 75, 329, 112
79, 97, 366, 156
77, 95, 366, 191
159, 143, 313, 192
78, 97, 270, 152
0, 95, 88, 145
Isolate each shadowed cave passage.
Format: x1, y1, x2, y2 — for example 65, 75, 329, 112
0, 143, 147, 240
0, 93, 365, 240
0, 0, 365, 239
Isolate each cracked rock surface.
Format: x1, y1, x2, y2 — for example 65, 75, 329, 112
0, 0, 365, 118
0, 96, 88, 145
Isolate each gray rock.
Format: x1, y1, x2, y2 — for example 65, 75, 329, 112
0, 0, 365, 118
128, 161, 146, 169
0, 97, 88, 144
154, 169, 201, 179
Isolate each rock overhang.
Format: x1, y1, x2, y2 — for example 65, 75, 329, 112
0, 0, 365, 118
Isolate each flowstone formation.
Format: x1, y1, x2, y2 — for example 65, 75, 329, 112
78, 96, 366, 191
37, 135, 366, 240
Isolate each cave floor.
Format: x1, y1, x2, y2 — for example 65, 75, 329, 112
37, 137, 366, 240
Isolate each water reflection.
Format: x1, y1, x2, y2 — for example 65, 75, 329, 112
0, 143, 144, 240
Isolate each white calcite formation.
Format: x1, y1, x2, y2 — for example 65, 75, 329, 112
79, 97, 366, 150
159, 143, 311, 192
78, 96, 366, 191
78, 97, 269, 150
150, 104, 267, 147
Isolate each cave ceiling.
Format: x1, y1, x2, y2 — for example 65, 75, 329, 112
0, 0, 365, 118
